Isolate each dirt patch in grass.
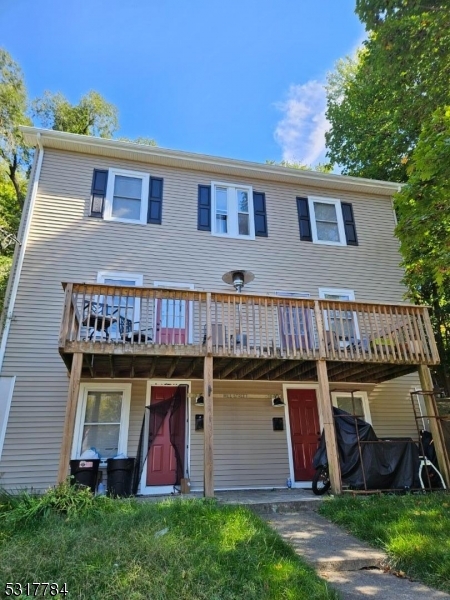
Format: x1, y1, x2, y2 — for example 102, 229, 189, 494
1, 497, 338, 600
319, 492, 450, 593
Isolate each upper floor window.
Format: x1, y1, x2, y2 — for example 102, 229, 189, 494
104, 168, 150, 224
309, 197, 345, 245
211, 182, 255, 239
297, 196, 358, 246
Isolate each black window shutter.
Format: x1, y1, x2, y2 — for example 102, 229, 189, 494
198, 185, 211, 231
147, 177, 163, 224
341, 202, 358, 246
296, 197, 312, 241
90, 169, 108, 217
253, 191, 268, 237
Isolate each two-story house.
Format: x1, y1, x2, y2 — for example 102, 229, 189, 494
0, 127, 447, 496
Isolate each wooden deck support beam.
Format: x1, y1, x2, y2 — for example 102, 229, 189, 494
57, 352, 83, 484
167, 357, 180, 378
418, 365, 450, 487
316, 360, 342, 495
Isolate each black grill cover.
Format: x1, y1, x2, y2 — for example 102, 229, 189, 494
313, 407, 420, 490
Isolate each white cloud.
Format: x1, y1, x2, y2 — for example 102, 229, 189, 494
274, 80, 329, 166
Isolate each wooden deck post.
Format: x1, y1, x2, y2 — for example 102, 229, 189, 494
203, 292, 214, 497
316, 359, 342, 494
203, 355, 214, 497
57, 352, 83, 484
418, 365, 450, 487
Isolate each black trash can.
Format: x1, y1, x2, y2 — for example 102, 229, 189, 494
107, 457, 135, 497
70, 459, 100, 493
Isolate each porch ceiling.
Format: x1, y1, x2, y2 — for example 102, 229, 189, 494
63, 354, 417, 384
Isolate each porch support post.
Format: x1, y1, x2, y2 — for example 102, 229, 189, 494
418, 364, 450, 487
316, 359, 342, 494
203, 291, 214, 497
57, 352, 83, 484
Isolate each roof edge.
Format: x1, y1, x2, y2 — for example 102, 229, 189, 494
21, 127, 401, 196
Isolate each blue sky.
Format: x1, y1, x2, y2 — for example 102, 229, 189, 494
1, 0, 364, 165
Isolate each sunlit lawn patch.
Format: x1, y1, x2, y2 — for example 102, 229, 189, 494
319, 493, 450, 593
0, 493, 339, 600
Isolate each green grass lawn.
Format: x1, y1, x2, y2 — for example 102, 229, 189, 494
0, 491, 338, 600
319, 492, 450, 593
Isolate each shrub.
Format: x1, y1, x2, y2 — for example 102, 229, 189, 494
0, 479, 116, 525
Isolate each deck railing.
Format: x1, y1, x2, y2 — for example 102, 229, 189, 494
59, 283, 440, 365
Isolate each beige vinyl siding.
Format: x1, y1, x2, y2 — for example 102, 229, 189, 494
0, 147, 409, 490
369, 373, 421, 438
189, 380, 290, 491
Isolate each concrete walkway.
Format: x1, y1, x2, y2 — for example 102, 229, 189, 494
264, 509, 450, 599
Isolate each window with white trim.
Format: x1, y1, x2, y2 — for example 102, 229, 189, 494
212, 182, 255, 239
104, 168, 149, 224
319, 288, 359, 344
97, 271, 143, 336
72, 383, 131, 459
309, 197, 346, 245
331, 391, 371, 424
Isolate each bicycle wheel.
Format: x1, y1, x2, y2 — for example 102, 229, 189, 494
312, 465, 331, 495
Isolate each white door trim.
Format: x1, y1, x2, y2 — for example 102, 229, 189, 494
140, 380, 191, 495
283, 383, 320, 488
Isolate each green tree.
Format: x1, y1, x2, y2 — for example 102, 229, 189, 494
265, 159, 332, 173
0, 48, 32, 208
33, 90, 119, 138
325, 2, 450, 391
394, 106, 450, 389
326, 4, 450, 182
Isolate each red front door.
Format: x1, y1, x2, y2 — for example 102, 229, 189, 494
146, 386, 186, 486
288, 389, 321, 481
155, 298, 189, 344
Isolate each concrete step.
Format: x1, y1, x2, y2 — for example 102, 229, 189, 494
245, 499, 322, 514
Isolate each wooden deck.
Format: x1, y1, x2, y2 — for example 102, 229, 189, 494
59, 282, 440, 382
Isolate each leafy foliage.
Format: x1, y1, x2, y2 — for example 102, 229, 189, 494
326, 6, 450, 182
355, 0, 445, 30
394, 107, 450, 385
0, 47, 150, 327
117, 136, 157, 146
265, 159, 332, 173
0, 480, 116, 525
0, 48, 32, 207
33, 90, 119, 138
325, 3, 450, 390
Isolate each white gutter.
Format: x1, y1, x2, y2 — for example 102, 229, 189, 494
20, 126, 400, 197
0, 133, 44, 373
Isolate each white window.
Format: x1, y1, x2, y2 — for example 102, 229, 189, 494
332, 391, 372, 424
104, 168, 149, 224
319, 288, 360, 343
72, 383, 131, 460
97, 272, 143, 336
211, 182, 255, 239
309, 197, 346, 246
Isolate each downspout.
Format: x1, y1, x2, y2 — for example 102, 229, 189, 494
391, 185, 401, 227
0, 133, 44, 373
